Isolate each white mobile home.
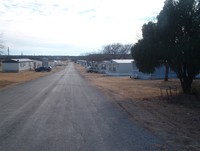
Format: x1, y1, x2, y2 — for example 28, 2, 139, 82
103, 59, 134, 76
77, 60, 88, 67
2, 59, 34, 72
132, 65, 177, 80
32, 60, 42, 69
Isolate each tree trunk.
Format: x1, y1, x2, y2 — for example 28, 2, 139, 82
179, 76, 193, 94
164, 63, 169, 81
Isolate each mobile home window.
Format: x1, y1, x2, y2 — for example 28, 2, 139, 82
113, 65, 117, 71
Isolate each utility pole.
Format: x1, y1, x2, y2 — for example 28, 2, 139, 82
8, 47, 9, 56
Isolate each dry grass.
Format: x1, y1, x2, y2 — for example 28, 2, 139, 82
76, 63, 200, 151
90, 76, 181, 100
76, 63, 182, 100
0, 66, 65, 89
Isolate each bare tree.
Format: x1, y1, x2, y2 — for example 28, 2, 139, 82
118, 44, 132, 58
102, 43, 122, 55
102, 43, 132, 59
78, 43, 133, 62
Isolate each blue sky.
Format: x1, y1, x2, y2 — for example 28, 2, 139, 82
0, 0, 165, 56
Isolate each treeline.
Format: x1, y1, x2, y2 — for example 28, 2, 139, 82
79, 43, 132, 62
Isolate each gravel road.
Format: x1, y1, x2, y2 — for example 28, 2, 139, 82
0, 62, 170, 151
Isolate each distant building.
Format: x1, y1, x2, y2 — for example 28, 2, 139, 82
77, 60, 88, 67
100, 59, 134, 76
98, 59, 177, 79
32, 60, 42, 69
2, 59, 34, 72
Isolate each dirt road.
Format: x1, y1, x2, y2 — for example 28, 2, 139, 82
0, 62, 170, 151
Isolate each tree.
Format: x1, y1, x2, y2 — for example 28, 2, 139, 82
132, 0, 200, 94
118, 44, 132, 58
157, 0, 200, 93
102, 43, 132, 59
81, 43, 132, 62
131, 22, 164, 73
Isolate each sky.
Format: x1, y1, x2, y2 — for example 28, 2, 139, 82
0, 0, 165, 56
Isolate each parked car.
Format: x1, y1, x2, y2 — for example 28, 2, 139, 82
45, 66, 52, 72
86, 67, 99, 73
35, 66, 52, 72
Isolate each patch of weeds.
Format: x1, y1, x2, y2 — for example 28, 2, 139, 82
191, 81, 200, 98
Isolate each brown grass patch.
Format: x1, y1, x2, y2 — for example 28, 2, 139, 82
0, 66, 65, 89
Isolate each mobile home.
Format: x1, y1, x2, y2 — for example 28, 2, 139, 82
2, 59, 34, 72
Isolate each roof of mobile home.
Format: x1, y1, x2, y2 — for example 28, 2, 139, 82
111, 59, 134, 64
2, 59, 33, 63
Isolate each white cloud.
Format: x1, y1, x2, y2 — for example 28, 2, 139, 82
0, 0, 165, 56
